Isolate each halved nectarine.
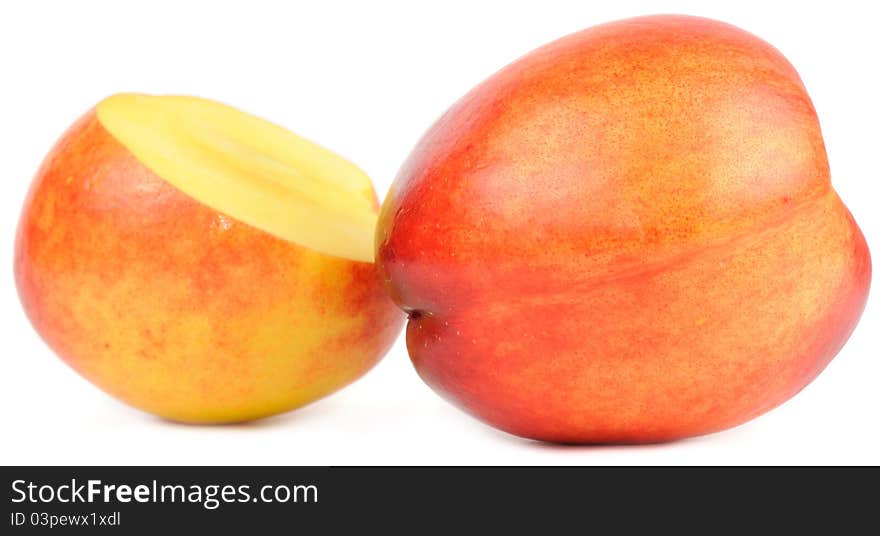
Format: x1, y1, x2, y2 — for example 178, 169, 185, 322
16, 94, 403, 423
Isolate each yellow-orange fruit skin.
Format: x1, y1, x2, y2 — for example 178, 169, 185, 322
377, 15, 871, 442
15, 111, 403, 423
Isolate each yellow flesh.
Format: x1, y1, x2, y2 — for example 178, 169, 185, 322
96, 93, 378, 262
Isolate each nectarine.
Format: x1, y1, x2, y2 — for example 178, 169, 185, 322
376, 15, 872, 442
15, 94, 403, 423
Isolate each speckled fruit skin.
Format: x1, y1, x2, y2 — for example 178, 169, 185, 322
15, 110, 403, 423
376, 15, 872, 443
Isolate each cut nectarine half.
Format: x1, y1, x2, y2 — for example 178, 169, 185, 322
15, 94, 403, 423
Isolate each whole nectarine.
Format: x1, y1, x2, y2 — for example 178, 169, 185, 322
376, 15, 871, 442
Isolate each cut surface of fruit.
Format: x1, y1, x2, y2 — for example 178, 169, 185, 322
96, 93, 378, 262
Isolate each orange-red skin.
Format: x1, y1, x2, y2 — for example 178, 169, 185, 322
16, 111, 403, 422
377, 15, 871, 443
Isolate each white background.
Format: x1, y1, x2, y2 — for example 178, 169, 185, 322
1, 0, 877, 465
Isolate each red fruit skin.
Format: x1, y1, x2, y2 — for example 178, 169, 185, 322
376, 15, 871, 443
